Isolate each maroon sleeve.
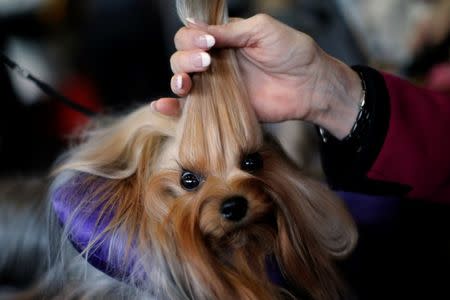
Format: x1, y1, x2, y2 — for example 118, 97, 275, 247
367, 73, 450, 203
319, 66, 450, 204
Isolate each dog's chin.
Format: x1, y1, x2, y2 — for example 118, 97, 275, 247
203, 215, 281, 298
204, 207, 278, 266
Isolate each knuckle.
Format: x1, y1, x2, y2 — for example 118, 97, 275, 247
302, 34, 317, 49
169, 53, 178, 73
253, 13, 273, 25
174, 27, 187, 49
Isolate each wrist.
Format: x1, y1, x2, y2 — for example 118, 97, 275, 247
307, 55, 363, 139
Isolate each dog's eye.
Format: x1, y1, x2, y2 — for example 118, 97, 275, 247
241, 152, 263, 172
180, 171, 201, 190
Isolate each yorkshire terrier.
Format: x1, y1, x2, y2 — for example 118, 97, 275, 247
0, 0, 356, 299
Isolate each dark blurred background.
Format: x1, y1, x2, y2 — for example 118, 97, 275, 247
1, 0, 449, 299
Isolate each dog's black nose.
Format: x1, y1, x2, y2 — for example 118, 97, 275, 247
221, 196, 248, 222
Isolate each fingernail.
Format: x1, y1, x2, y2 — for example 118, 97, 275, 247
186, 17, 196, 25
197, 34, 215, 49
186, 17, 208, 28
192, 52, 211, 68
175, 75, 183, 91
150, 101, 158, 112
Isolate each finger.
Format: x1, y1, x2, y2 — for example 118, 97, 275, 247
170, 73, 192, 97
185, 17, 209, 28
207, 14, 270, 48
170, 50, 211, 74
185, 16, 242, 28
174, 26, 216, 51
151, 98, 182, 117
228, 17, 244, 23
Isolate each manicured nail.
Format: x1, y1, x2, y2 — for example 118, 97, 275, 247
197, 34, 215, 49
192, 52, 211, 68
175, 75, 183, 91
186, 17, 196, 25
186, 17, 208, 28
150, 101, 158, 112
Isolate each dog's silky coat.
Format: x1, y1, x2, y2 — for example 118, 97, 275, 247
0, 0, 357, 299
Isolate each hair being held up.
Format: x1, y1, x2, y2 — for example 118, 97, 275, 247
162, 11, 364, 140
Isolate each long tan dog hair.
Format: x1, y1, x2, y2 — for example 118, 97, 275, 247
0, 0, 357, 299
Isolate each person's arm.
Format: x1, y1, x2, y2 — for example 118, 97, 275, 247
320, 66, 450, 203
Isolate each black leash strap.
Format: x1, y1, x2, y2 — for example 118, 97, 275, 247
1, 53, 97, 117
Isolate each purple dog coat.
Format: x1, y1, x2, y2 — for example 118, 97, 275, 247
51, 173, 286, 286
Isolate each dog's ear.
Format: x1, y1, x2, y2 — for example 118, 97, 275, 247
259, 143, 357, 298
49, 105, 178, 282
54, 105, 177, 179
263, 136, 357, 258
271, 175, 357, 299
288, 176, 357, 258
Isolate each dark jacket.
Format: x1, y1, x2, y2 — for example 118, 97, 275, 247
321, 66, 450, 203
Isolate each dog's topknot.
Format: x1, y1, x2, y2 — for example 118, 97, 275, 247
175, 0, 262, 173
177, 0, 228, 26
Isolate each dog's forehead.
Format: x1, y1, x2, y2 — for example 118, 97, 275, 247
158, 135, 245, 174
153, 138, 178, 171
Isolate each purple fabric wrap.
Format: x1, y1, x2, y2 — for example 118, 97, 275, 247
51, 174, 139, 280
50, 173, 288, 286
337, 191, 400, 225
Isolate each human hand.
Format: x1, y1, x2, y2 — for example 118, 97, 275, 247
154, 14, 363, 139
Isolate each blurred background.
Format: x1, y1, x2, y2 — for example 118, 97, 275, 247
0, 0, 449, 298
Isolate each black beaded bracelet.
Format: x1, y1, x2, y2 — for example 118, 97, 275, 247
318, 69, 371, 148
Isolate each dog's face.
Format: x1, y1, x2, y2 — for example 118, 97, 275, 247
148, 116, 273, 241
144, 123, 277, 296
